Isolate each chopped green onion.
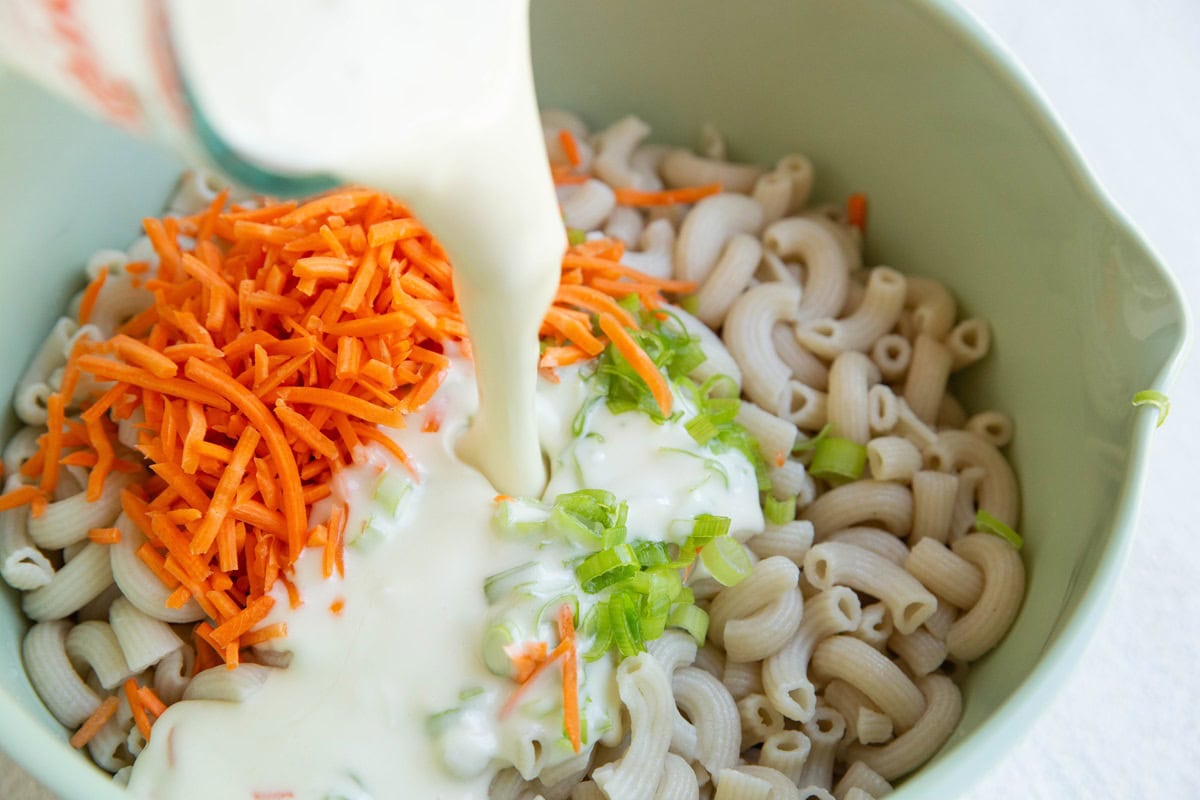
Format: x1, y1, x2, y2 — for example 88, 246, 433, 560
793, 423, 832, 453
808, 436, 867, 485
483, 561, 539, 604
667, 604, 709, 645
691, 514, 731, 544
630, 540, 670, 568
608, 592, 644, 657
371, 471, 412, 516
567, 227, 588, 246
700, 373, 739, 401
425, 707, 462, 736
1132, 390, 1170, 427
679, 294, 700, 315
617, 293, 642, 315
582, 602, 613, 661
675, 586, 695, 606
704, 397, 741, 424
601, 524, 627, 549
571, 394, 603, 437
482, 622, 521, 677
974, 509, 1023, 550
670, 340, 708, 378
700, 536, 752, 586
493, 498, 552, 535
764, 494, 797, 526
685, 414, 720, 445
715, 426, 771, 490
640, 588, 672, 641
575, 544, 640, 593
458, 687, 485, 701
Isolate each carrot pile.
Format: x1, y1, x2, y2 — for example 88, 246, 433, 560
0, 187, 695, 686
540, 237, 695, 414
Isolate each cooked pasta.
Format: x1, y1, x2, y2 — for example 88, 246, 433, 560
3, 110, 1026, 799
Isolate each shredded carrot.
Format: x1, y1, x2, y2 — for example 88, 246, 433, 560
87, 527, 121, 545
557, 603, 581, 753
0, 185, 688, 741
210, 595, 275, 649
241, 621, 287, 647
0, 485, 44, 513
137, 685, 168, 718
77, 269, 108, 325
329, 598, 345, 615
499, 639, 570, 718
504, 640, 548, 683
558, 129, 582, 168
69, 695, 120, 749
614, 182, 722, 206
598, 313, 672, 416
124, 679, 153, 741
847, 192, 868, 232
166, 585, 191, 609
39, 393, 66, 494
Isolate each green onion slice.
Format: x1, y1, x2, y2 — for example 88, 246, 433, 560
700, 536, 752, 586
1131, 390, 1170, 427
481, 622, 520, 677
371, 471, 412, 515
493, 498, 552, 535
685, 414, 721, 445
763, 494, 797, 526
608, 592, 644, 657
483, 561, 538, 604
582, 602, 613, 661
793, 423, 832, 453
567, 228, 588, 246
575, 544, 639, 593
630, 540, 670, 568
667, 604, 709, 645
974, 509, 1023, 550
808, 436, 867, 485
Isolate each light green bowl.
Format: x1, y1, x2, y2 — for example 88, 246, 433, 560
0, 1, 1188, 798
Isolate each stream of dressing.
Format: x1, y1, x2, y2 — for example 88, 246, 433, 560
124, 360, 763, 799
168, 0, 565, 497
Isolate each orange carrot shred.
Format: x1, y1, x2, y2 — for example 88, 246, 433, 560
39, 394, 66, 494
598, 313, 672, 415
557, 603, 581, 752
558, 129, 582, 167
87, 527, 121, 545
614, 182, 722, 206
124, 679, 153, 741
70, 696, 119, 749
210, 595, 275, 649
847, 192, 868, 232
77, 269, 108, 325
137, 686, 168, 718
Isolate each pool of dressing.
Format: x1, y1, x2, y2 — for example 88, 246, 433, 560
125, 359, 762, 800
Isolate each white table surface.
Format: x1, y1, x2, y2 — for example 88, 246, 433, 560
3, 1, 1199, 798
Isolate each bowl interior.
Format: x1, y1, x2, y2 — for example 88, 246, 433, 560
0, 1, 1188, 797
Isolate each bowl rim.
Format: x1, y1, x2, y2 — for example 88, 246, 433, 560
879, 0, 1191, 796
0, 1, 1192, 798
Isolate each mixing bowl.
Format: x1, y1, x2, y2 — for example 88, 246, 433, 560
0, 0, 1188, 797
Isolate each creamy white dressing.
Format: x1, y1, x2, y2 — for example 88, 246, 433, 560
169, 0, 565, 497
126, 361, 763, 799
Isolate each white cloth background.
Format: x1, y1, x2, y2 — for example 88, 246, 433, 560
2, 0, 1198, 797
